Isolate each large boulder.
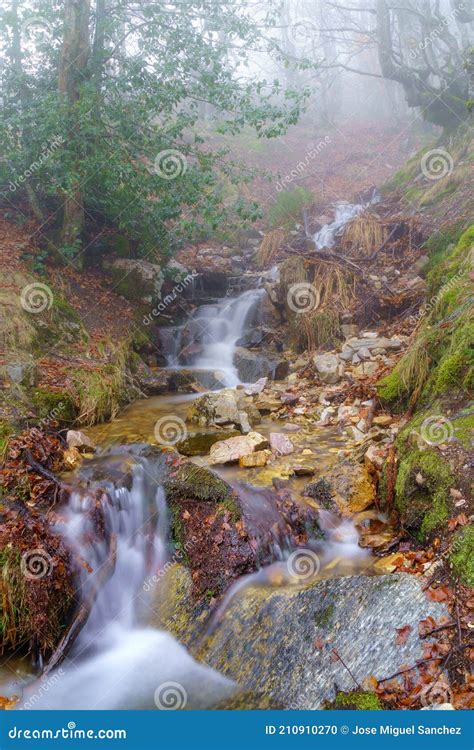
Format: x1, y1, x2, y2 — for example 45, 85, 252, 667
104, 258, 164, 304
233, 347, 289, 382
313, 353, 342, 384
201, 574, 450, 708
208, 432, 269, 465
187, 388, 261, 432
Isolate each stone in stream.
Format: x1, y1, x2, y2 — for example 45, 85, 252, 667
175, 431, 241, 456
187, 388, 261, 432
200, 574, 450, 709
269, 433, 295, 456
66, 429, 95, 452
233, 347, 289, 382
208, 432, 269, 465
239, 450, 272, 468
313, 353, 342, 384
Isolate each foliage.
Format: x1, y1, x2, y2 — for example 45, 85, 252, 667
0, 0, 309, 262
268, 186, 313, 228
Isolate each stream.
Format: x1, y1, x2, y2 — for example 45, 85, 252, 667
5, 203, 382, 710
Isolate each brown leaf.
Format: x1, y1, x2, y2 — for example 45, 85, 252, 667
396, 625, 411, 646
426, 585, 452, 602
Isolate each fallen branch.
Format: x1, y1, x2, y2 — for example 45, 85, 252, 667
42, 533, 117, 677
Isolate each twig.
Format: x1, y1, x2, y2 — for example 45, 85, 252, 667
331, 649, 360, 688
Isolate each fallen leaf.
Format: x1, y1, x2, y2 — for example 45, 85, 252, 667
396, 625, 411, 645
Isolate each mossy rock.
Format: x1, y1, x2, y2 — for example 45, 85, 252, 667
327, 691, 382, 710
164, 463, 239, 513
30, 387, 77, 424
394, 447, 453, 538
450, 525, 474, 587
175, 431, 240, 456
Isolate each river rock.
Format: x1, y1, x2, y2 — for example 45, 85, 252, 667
175, 431, 240, 456
245, 377, 267, 395
343, 337, 402, 353
325, 461, 376, 513
187, 388, 261, 432
66, 430, 95, 452
353, 361, 379, 377
208, 432, 269, 465
313, 353, 341, 384
239, 450, 272, 468
269, 433, 294, 456
202, 574, 449, 709
233, 347, 289, 382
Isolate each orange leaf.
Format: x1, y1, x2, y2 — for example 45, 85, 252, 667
396, 625, 411, 646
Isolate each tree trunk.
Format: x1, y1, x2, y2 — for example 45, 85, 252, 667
58, 0, 91, 258
10, 0, 44, 222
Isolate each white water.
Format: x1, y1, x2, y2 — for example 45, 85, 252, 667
313, 189, 380, 250
21, 463, 235, 710
183, 288, 265, 385
313, 202, 364, 249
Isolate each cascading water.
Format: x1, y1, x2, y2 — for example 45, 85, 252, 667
20, 458, 236, 710
313, 189, 380, 250
161, 288, 266, 386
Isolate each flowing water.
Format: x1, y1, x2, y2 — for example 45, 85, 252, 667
3, 259, 377, 710
161, 288, 265, 386
313, 190, 379, 250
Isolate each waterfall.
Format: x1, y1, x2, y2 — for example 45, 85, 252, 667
313, 189, 380, 250
20, 458, 235, 710
161, 288, 265, 386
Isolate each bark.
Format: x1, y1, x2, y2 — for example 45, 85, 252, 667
10, 0, 44, 222
58, 0, 91, 257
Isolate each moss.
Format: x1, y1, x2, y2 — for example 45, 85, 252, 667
452, 411, 474, 449
30, 387, 76, 424
331, 691, 382, 710
394, 448, 453, 538
314, 603, 335, 627
450, 525, 474, 587
165, 463, 240, 517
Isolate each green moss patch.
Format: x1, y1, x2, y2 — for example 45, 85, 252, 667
394, 447, 453, 538
328, 691, 382, 710
450, 526, 474, 587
